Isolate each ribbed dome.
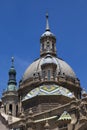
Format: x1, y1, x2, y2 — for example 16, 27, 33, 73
22, 56, 76, 82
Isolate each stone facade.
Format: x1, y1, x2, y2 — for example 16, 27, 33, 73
0, 14, 87, 130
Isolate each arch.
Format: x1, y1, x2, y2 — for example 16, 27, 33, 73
9, 104, 12, 113
16, 104, 18, 116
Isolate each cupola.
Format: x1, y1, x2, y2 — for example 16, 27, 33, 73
40, 13, 56, 57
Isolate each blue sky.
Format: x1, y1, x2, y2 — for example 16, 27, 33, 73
0, 0, 87, 96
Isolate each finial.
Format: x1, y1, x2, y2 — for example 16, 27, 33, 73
46, 13, 50, 31
44, 120, 50, 129
29, 108, 33, 116
11, 57, 14, 67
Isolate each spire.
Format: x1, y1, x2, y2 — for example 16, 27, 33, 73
11, 57, 14, 67
7, 57, 17, 91
9, 57, 16, 76
46, 13, 50, 31
44, 120, 50, 130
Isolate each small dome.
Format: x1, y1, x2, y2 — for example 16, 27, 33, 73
9, 67, 16, 75
41, 13, 55, 39
41, 30, 55, 38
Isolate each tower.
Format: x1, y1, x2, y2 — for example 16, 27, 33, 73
2, 57, 18, 116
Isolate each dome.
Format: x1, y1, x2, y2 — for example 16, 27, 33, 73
22, 56, 76, 82
21, 14, 79, 92
41, 30, 55, 38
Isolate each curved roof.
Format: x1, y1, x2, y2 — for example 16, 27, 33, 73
22, 84, 74, 101
41, 30, 55, 38
22, 56, 76, 82
58, 111, 71, 121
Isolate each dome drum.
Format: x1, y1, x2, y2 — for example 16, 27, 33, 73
2, 91, 18, 99
40, 37, 56, 57
40, 34, 56, 43
22, 95, 74, 113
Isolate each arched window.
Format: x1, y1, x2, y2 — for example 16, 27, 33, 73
48, 70, 51, 80
52, 43, 55, 51
42, 70, 45, 80
47, 42, 50, 51
53, 70, 56, 79
9, 104, 12, 113
4, 105, 6, 113
16, 105, 18, 116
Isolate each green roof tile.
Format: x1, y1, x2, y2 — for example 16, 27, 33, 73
58, 111, 71, 121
